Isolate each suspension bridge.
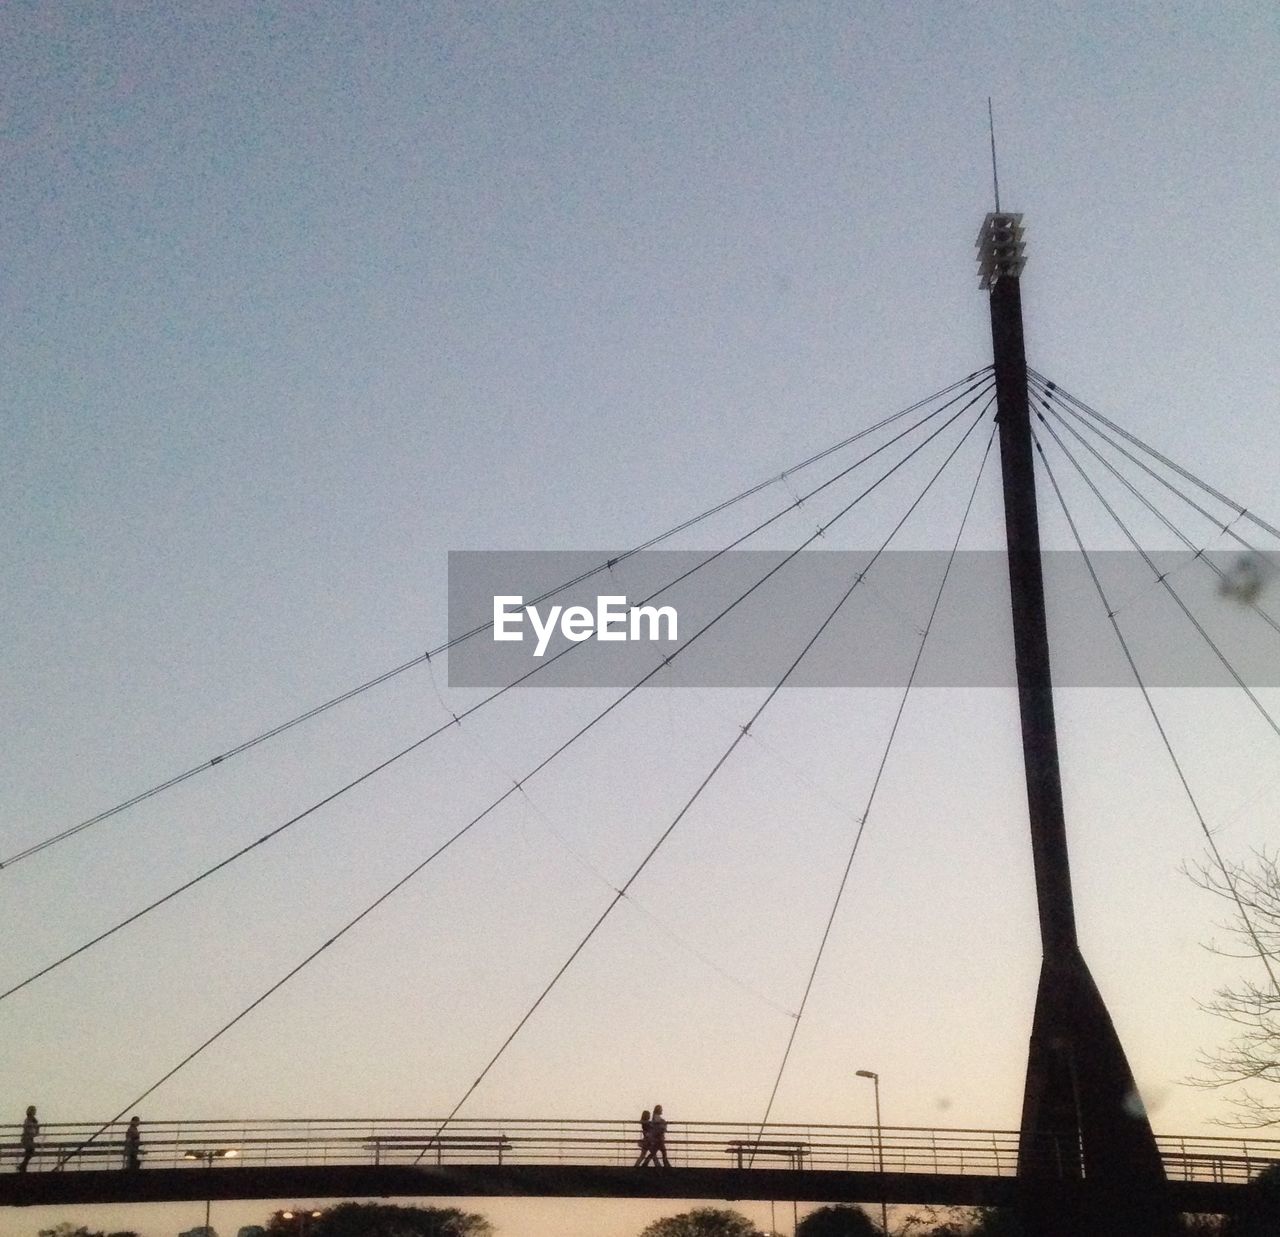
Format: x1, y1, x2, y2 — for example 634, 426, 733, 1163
5, 213, 1280, 1235
2, 1116, 1278, 1214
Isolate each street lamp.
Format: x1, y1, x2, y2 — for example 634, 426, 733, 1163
281, 1209, 323, 1237
183, 1147, 239, 1236
855, 1070, 887, 1236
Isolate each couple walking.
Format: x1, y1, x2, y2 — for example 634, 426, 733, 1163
634, 1103, 670, 1168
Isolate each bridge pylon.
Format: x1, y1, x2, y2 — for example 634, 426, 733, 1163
981, 212, 1178, 1236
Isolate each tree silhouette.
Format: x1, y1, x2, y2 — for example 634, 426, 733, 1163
795, 1204, 881, 1237
266, 1203, 491, 1237
897, 1206, 1230, 1236
895, 1207, 1022, 1236
1223, 1161, 1280, 1237
1180, 1216, 1225, 1235
638, 1207, 764, 1237
1186, 850, 1280, 1126
964, 1209, 1022, 1237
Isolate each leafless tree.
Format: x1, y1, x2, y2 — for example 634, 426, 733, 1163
1187, 849, 1280, 1126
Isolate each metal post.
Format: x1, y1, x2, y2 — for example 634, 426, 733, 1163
856, 1070, 887, 1234
978, 212, 1175, 1235
183, 1146, 237, 1237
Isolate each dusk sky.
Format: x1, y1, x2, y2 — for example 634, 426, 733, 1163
3, 4, 1278, 1236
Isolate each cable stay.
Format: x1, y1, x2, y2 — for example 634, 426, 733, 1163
2, 378, 996, 1007
411, 400, 996, 1163
2, 370, 991, 875
1033, 413, 1280, 747
620, 895, 800, 1020
54, 397, 993, 1166
1029, 426, 1280, 1003
1033, 391, 1280, 642
748, 424, 998, 1164
658, 657, 873, 832
1028, 376, 1272, 564
424, 659, 799, 1020
1026, 369, 1280, 547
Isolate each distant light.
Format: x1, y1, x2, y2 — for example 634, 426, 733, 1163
855, 1069, 878, 1080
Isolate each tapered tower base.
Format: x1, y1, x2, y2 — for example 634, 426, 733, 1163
1017, 948, 1177, 1233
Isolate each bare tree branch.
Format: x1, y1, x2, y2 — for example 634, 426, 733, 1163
1187, 849, 1280, 1127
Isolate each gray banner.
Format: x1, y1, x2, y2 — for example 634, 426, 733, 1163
447, 550, 1280, 688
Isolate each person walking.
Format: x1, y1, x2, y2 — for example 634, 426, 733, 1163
650, 1103, 671, 1168
18, 1106, 38, 1173
123, 1116, 142, 1171
633, 1109, 658, 1167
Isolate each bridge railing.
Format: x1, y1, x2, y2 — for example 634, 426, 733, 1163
1155, 1133, 1280, 1186
2, 1119, 1277, 1185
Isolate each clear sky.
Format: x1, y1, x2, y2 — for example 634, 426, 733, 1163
3, 3, 1278, 1235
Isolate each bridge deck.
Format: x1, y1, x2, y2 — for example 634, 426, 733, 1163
1, 1119, 1275, 1213
0, 1163, 1256, 1216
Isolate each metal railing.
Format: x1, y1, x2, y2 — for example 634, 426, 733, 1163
2, 1118, 1277, 1185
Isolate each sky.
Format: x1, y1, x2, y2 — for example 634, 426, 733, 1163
3, 2, 1279, 1235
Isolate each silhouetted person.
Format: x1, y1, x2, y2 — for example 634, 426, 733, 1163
123, 1116, 141, 1170
18, 1106, 38, 1172
633, 1109, 658, 1167
650, 1103, 671, 1168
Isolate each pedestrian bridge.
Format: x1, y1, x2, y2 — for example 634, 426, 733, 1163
3, 1118, 1277, 1214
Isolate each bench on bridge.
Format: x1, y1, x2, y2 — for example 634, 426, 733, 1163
364, 1134, 513, 1166
725, 1140, 808, 1170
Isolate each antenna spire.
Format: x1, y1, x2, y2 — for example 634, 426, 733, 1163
988, 97, 1001, 211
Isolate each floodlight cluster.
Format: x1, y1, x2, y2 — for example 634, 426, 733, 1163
977, 212, 1027, 288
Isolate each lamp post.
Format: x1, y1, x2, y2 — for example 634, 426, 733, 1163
183, 1147, 239, 1236
855, 1070, 887, 1236
281, 1209, 323, 1237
